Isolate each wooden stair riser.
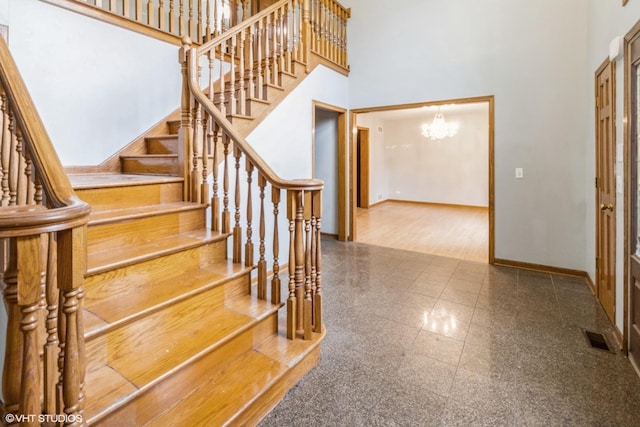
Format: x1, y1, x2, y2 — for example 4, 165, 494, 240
167, 120, 181, 135
87, 208, 206, 253
146, 136, 179, 154
228, 344, 321, 425
75, 181, 183, 212
84, 266, 249, 335
86, 231, 228, 277
87, 311, 279, 425
121, 155, 179, 175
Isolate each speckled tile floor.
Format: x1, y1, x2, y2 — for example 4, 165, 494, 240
259, 239, 640, 427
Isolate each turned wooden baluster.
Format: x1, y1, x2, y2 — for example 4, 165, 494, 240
312, 0, 319, 52
205, 0, 212, 42
56, 287, 66, 417
241, 0, 250, 21
222, 133, 231, 233
295, 0, 304, 64
1, 91, 10, 206
277, 7, 285, 77
246, 25, 255, 102
179, 38, 194, 202
211, 123, 220, 231
313, 190, 322, 332
286, 190, 297, 339
188, 0, 195, 41
237, 29, 247, 116
228, 35, 237, 116
245, 159, 254, 267
303, 191, 313, 339
34, 173, 43, 207
135, 0, 142, 22
8, 115, 17, 206
169, 0, 176, 34
123, 0, 131, 18
23, 145, 34, 205
270, 10, 279, 83
191, 57, 203, 203
2, 239, 21, 423
257, 174, 267, 300
44, 234, 58, 418
255, 19, 264, 99
15, 127, 26, 206
263, 14, 273, 88
179, 0, 186, 38
218, 44, 227, 115
232, 145, 242, 263
283, 4, 291, 74
271, 187, 281, 304
159, 0, 167, 29
57, 226, 86, 426
109, 0, 117, 13
147, 0, 155, 27
196, 0, 202, 43
201, 114, 210, 204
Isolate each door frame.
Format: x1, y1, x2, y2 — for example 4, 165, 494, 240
623, 19, 640, 359
312, 100, 348, 241
356, 127, 370, 209
349, 95, 495, 264
595, 57, 617, 327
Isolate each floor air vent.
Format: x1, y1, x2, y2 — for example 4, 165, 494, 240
583, 330, 613, 353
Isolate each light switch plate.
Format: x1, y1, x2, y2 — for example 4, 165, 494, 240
515, 168, 524, 179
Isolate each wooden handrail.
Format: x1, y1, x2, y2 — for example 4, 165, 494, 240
186, 44, 322, 191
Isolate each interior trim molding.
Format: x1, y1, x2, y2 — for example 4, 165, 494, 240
494, 257, 592, 279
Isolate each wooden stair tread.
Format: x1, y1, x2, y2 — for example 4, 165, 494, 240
84, 261, 252, 332
86, 229, 227, 276
85, 365, 138, 421
145, 350, 285, 426
88, 201, 204, 224
69, 173, 183, 190
104, 297, 277, 388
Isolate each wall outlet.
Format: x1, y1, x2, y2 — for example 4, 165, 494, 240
377, 194, 383, 201
515, 168, 524, 179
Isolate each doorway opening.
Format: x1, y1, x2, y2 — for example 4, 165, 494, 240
350, 96, 495, 264
312, 101, 347, 241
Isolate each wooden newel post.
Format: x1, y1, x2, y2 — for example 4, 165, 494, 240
17, 235, 42, 427
2, 239, 21, 425
179, 36, 194, 202
57, 226, 87, 427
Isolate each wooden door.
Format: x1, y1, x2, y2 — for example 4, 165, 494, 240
357, 127, 370, 209
595, 58, 616, 324
627, 24, 640, 367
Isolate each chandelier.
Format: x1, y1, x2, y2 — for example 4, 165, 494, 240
421, 108, 459, 140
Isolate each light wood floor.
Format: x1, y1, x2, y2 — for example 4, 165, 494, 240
355, 201, 488, 263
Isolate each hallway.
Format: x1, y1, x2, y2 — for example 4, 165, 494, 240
260, 239, 640, 426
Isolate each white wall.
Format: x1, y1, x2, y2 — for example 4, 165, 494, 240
382, 109, 488, 207
585, 0, 640, 335
314, 108, 340, 235
356, 114, 387, 205
342, 0, 589, 270
8, 0, 181, 166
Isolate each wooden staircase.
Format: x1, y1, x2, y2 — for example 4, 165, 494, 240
68, 171, 323, 425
